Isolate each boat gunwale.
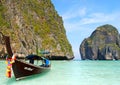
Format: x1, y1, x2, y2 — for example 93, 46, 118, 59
14, 59, 51, 69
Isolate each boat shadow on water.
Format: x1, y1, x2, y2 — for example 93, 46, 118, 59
6, 70, 50, 84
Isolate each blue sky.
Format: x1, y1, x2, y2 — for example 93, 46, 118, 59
51, 0, 120, 59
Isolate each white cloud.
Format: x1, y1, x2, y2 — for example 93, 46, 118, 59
80, 12, 120, 25
62, 7, 87, 20
62, 11, 120, 32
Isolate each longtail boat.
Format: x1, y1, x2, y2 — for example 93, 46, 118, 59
0, 32, 51, 80
12, 58, 50, 80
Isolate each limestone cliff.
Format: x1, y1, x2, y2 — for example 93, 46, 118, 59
0, 0, 74, 59
80, 24, 120, 60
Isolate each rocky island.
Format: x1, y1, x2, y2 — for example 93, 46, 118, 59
80, 24, 120, 60
0, 0, 74, 60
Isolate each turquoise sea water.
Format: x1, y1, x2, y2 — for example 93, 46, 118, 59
0, 60, 120, 85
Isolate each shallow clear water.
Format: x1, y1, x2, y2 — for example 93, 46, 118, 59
1, 60, 120, 85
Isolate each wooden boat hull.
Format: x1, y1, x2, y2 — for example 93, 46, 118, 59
12, 59, 50, 80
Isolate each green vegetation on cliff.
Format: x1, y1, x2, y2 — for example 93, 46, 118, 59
0, 0, 73, 59
80, 24, 120, 60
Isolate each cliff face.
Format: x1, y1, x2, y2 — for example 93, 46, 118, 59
80, 24, 120, 60
0, 0, 74, 59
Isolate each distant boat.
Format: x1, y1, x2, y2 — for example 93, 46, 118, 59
0, 32, 51, 80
